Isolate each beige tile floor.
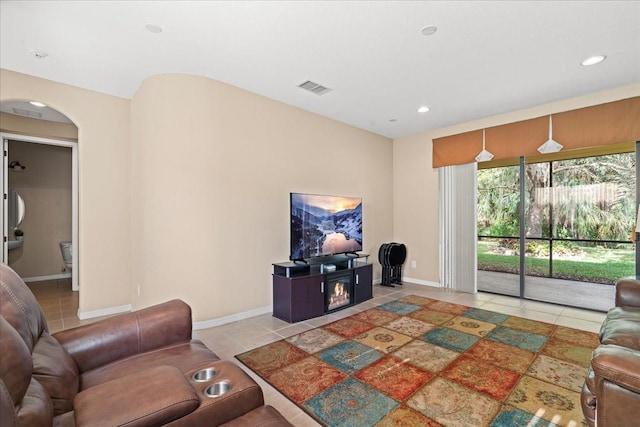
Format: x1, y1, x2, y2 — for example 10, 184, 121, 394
28, 279, 607, 426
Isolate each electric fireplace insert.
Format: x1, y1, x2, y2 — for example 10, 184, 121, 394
325, 271, 353, 313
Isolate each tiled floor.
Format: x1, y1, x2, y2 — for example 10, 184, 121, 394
28, 279, 607, 426
28, 278, 79, 332
478, 270, 615, 312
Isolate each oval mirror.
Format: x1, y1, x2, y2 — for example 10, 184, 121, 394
8, 188, 25, 230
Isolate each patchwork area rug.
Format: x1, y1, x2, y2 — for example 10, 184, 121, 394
236, 295, 599, 427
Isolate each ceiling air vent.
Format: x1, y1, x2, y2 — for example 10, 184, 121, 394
298, 80, 332, 95
12, 108, 43, 119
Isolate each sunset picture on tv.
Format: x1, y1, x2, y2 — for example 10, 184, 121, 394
290, 193, 362, 260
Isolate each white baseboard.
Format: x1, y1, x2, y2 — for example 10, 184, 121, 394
78, 304, 132, 320
77, 278, 440, 326
23, 273, 72, 283
193, 305, 273, 330
400, 277, 442, 288
373, 277, 441, 288
78, 304, 272, 326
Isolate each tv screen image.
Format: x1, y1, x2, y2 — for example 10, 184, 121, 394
290, 193, 363, 260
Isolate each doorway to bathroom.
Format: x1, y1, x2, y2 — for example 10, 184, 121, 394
1, 133, 79, 291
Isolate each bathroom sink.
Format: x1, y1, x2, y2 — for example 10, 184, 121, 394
8, 240, 23, 250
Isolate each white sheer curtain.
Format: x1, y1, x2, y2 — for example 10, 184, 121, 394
438, 162, 477, 293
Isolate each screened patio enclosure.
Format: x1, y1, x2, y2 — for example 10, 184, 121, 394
477, 145, 637, 312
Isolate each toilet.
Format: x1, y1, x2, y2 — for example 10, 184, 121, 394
59, 241, 72, 272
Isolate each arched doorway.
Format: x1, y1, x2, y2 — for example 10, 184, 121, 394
0, 100, 79, 292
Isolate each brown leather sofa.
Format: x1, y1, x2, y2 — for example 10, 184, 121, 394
0, 262, 293, 427
581, 276, 640, 427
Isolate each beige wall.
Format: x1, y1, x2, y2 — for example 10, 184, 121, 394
0, 112, 78, 141
1, 68, 392, 322
5, 63, 635, 320
7, 141, 72, 278
393, 133, 440, 284
131, 74, 393, 321
393, 83, 640, 287
1, 68, 132, 314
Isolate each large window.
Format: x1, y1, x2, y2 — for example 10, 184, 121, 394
477, 150, 636, 310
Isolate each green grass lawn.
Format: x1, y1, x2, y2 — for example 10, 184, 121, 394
478, 241, 635, 284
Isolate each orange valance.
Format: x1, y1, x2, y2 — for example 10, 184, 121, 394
432, 96, 640, 168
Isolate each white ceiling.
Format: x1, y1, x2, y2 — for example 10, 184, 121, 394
1, 1, 639, 138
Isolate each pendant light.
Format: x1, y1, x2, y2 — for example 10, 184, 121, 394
538, 115, 563, 154
475, 129, 494, 162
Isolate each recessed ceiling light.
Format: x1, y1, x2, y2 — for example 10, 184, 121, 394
30, 49, 48, 59
421, 25, 438, 36
581, 55, 606, 66
29, 101, 46, 107
417, 106, 431, 113
145, 23, 163, 34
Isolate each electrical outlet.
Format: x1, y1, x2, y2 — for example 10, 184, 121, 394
411, 260, 417, 268
137, 284, 141, 296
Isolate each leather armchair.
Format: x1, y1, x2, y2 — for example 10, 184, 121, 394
581, 276, 640, 427
0, 262, 292, 426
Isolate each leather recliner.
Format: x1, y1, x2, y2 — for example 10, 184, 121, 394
0, 262, 292, 426
581, 276, 640, 427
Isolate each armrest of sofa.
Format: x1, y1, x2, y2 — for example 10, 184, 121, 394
591, 344, 640, 394
54, 299, 193, 372
74, 365, 199, 427
616, 277, 640, 308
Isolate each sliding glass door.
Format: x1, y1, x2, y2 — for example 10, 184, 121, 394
478, 149, 636, 311
523, 161, 551, 296
477, 164, 521, 297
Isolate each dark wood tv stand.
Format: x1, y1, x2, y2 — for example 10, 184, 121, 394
272, 254, 373, 323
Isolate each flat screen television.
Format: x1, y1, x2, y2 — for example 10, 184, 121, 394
290, 192, 363, 261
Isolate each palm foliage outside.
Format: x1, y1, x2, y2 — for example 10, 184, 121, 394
478, 152, 636, 285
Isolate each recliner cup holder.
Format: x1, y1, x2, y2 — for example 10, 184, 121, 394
205, 381, 231, 398
192, 368, 217, 382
